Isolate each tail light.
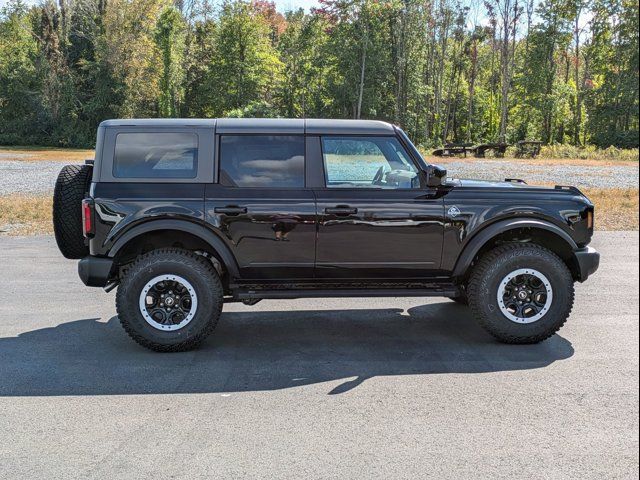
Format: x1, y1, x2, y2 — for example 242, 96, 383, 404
82, 198, 94, 237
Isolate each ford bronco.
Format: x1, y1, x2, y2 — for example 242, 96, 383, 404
52, 118, 600, 351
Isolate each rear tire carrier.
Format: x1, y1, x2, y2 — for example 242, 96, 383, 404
53, 164, 93, 259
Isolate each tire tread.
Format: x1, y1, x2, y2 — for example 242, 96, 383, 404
467, 242, 575, 344
116, 248, 223, 352
52, 164, 92, 259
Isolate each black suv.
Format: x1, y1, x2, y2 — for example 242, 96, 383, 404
53, 118, 599, 352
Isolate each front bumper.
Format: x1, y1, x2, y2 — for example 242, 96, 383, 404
574, 246, 600, 282
78, 256, 114, 287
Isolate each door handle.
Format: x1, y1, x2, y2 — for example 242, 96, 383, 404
325, 206, 358, 216
214, 206, 247, 216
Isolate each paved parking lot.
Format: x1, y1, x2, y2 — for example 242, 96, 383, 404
1, 232, 638, 479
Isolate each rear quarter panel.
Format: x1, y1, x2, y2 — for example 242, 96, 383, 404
89, 183, 205, 256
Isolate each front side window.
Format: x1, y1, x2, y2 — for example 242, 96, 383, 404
219, 135, 305, 188
321, 136, 419, 189
113, 132, 198, 178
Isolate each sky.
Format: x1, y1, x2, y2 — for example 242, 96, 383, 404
0, 0, 321, 13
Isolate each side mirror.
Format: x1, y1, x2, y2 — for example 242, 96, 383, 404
426, 164, 447, 187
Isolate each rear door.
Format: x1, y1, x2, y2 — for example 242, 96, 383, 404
312, 135, 444, 279
205, 130, 316, 280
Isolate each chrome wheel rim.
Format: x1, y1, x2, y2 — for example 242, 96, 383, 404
497, 268, 553, 324
139, 274, 198, 331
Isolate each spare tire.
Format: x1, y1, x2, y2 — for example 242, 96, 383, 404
53, 164, 93, 259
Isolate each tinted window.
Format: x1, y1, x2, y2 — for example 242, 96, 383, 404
113, 132, 197, 178
219, 135, 305, 188
322, 136, 419, 189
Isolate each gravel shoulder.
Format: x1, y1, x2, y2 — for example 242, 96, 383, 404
0, 160, 77, 195
439, 159, 639, 189
0, 232, 638, 479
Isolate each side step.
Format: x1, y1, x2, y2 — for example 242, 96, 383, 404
232, 286, 459, 301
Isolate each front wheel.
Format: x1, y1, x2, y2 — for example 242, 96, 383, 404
467, 243, 574, 344
116, 249, 223, 352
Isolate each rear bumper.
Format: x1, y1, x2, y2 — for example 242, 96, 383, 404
78, 256, 114, 287
574, 246, 600, 282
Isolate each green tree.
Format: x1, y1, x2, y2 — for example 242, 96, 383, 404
0, 1, 43, 144
154, 7, 186, 117
209, 0, 283, 115
277, 9, 330, 117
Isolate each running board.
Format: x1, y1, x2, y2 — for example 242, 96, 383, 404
233, 286, 459, 300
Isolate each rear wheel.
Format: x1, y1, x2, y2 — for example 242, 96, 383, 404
467, 243, 574, 344
52, 164, 92, 259
116, 249, 223, 352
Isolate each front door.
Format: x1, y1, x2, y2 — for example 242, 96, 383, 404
314, 135, 445, 279
205, 134, 316, 280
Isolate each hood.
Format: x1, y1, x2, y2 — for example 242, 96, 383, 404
448, 178, 537, 189
447, 177, 588, 198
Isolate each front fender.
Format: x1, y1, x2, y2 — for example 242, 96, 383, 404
451, 218, 578, 278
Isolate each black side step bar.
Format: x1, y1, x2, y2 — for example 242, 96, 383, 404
232, 287, 459, 301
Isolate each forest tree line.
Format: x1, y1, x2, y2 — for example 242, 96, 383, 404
0, 0, 638, 148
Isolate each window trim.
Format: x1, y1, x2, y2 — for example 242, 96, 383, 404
216, 133, 308, 190
98, 126, 214, 184
318, 134, 423, 191
112, 131, 199, 180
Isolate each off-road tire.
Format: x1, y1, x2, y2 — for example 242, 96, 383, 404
467, 243, 574, 344
116, 249, 223, 352
53, 164, 92, 259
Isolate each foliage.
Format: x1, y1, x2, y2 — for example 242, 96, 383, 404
0, 0, 637, 148
539, 144, 639, 161
154, 6, 186, 117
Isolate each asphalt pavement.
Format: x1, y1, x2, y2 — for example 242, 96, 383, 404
0, 232, 638, 479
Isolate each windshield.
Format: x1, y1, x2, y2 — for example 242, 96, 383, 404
395, 128, 429, 171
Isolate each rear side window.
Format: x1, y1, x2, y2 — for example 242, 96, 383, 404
219, 135, 304, 188
113, 132, 198, 178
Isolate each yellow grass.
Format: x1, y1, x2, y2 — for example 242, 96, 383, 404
0, 196, 53, 235
1, 189, 636, 236
584, 188, 639, 231
0, 146, 94, 162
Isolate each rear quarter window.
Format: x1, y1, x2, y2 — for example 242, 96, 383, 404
113, 132, 198, 178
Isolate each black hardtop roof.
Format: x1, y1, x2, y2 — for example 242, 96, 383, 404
99, 118, 396, 135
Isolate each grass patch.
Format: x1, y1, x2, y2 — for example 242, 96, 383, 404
422, 145, 638, 165
0, 196, 53, 235
538, 145, 638, 162
584, 188, 639, 231
1, 189, 636, 236
0, 146, 94, 162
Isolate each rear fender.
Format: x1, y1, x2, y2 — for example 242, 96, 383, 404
108, 219, 240, 278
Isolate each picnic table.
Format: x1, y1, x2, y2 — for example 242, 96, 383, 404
432, 143, 509, 158
473, 143, 509, 158
515, 140, 543, 158
432, 144, 476, 157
